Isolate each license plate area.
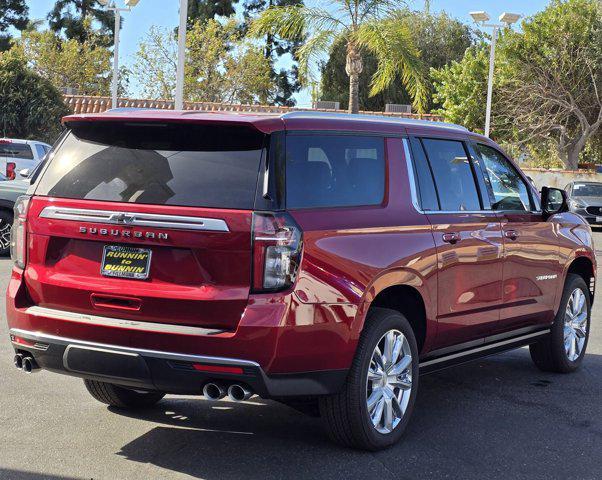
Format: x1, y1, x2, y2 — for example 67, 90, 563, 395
101, 245, 151, 280
596, 216, 602, 223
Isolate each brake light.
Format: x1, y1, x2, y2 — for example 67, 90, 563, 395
6, 162, 16, 180
10, 195, 30, 269
252, 212, 302, 292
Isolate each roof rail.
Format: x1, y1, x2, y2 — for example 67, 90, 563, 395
281, 111, 468, 132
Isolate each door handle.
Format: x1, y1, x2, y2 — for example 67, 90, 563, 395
504, 230, 519, 240
442, 232, 461, 244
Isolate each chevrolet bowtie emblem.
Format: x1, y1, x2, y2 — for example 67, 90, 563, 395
109, 213, 136, 225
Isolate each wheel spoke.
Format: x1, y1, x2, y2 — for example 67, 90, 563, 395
389, 355, 412, 376
575, 290, 585, 316
383, 396, 394, 431
383, 331, 395, 366
372, 346, 385, 371
569, 335, 577, 360
367, 387, 383, 411
390, 335, 403, 366
371, 397, 385, 427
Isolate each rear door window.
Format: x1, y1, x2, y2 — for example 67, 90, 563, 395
35, 122, 266, 209
285, 134, 385, 208
0, 142, 34, 160
421, 138, 481, 212
35, 144, 47, 159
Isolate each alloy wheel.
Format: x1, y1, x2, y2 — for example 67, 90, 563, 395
0, 220, 11, 251
366, 329, 413, 434
563, 288, 588, 361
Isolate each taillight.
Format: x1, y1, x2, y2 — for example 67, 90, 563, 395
6, 162, 16, 180
10, 195, 30, 269
252, 212, 302, 292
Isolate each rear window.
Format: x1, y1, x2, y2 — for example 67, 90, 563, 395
285, 134, 385, 209
0, 142, 33, 160
35, 122, 265, 209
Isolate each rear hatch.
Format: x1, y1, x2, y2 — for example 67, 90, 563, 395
25, 120, 268, 331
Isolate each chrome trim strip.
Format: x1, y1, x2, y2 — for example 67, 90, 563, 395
402, 138, 423, 214
25, 306, 227, 337
39, 206, 230, 232
419, 330, 550, 368
10, 328, 259, 367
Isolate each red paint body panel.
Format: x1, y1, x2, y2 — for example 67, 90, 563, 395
6, 111, 597, 382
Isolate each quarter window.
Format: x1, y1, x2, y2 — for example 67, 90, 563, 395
476, 144, 532, 211
421, 138, 481, 211
285, 135, 385, 209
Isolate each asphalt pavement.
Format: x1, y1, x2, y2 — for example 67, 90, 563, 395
1, 233, 601, 480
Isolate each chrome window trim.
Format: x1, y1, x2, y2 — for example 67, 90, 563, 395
10, 327, 259, 367
25, 306, 227, 337
39, 206, 229, 232
402, 138, 543, 217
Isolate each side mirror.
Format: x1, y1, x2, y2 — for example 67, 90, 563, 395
18, 169, 30, 178
541, 186, 568, 218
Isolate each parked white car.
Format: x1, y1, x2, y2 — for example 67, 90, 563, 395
0, 138, 51, 180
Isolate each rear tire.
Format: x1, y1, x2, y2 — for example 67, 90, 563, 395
84, 379, 165, 409
530, 274, 591, 373
0, 209, 13, 256
319, 307, 419, 451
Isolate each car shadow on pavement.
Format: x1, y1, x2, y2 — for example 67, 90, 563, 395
113, 349, 602, 480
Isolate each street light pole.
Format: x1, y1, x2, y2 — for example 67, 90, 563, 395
100, 1, 140, 109
469, 11, 521, 138
111, 8, 121, 109
175, 0, 189, 110
484, 25, 498, 138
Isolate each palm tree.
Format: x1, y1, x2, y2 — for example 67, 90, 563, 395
48, 0, 113, 45
250, 2, 428, 114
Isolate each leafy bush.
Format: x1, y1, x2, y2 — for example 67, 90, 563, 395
0, 50, 69, 143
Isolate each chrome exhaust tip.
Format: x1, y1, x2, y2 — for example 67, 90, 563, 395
202, 382, 226, 400
13, 353, 24, 370
227, 384, 253, 402
21, 356, 39, 374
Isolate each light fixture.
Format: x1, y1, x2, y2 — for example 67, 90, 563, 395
469, 11, 490, 23
125, 0, 140, 6
499, 12, 521, 25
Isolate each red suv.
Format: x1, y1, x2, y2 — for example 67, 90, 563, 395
6, 110, 595, 450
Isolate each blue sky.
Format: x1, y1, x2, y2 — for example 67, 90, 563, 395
23, 0, 550, 106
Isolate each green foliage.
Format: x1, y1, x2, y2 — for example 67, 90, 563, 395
242, 0, 304, 106
431, 45, 490, 134
0, 50, 69, 142
48, 0, 113, 46
188, 0, 238, 25
13, 26, 111, 95
320, 9, 477, 111
131, 19, 273, 105
250, 1, 429, 113
0, 0, 29, 51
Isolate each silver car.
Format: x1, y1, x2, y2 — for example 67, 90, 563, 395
565, 181, 602, 226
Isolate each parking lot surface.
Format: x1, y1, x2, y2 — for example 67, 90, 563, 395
1, 234, 601, 480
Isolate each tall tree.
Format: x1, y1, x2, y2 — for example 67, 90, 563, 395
0, 0, 29, 51
320, 9, 476, 111
188, 0, 238, 25
13, 25, 112, 95
250, 1, 429, 114
131, 19, 272, 105
499, 0, 602, 169
48, 0, 113, 45
243, 0, 303, 106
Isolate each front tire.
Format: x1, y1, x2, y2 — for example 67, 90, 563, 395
319, 308, 419, 450
84, 379, 165, 409
530, 274, 591, 373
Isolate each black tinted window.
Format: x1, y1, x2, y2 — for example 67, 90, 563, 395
421, 139, 480, 211
409, 137, 439, 211
0, 142, 33, 160
286, 135, 385, 208
476, 144, 531, 211
35, 122, 265, 209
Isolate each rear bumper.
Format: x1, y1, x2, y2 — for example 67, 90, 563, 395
9, 328, 348, 398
